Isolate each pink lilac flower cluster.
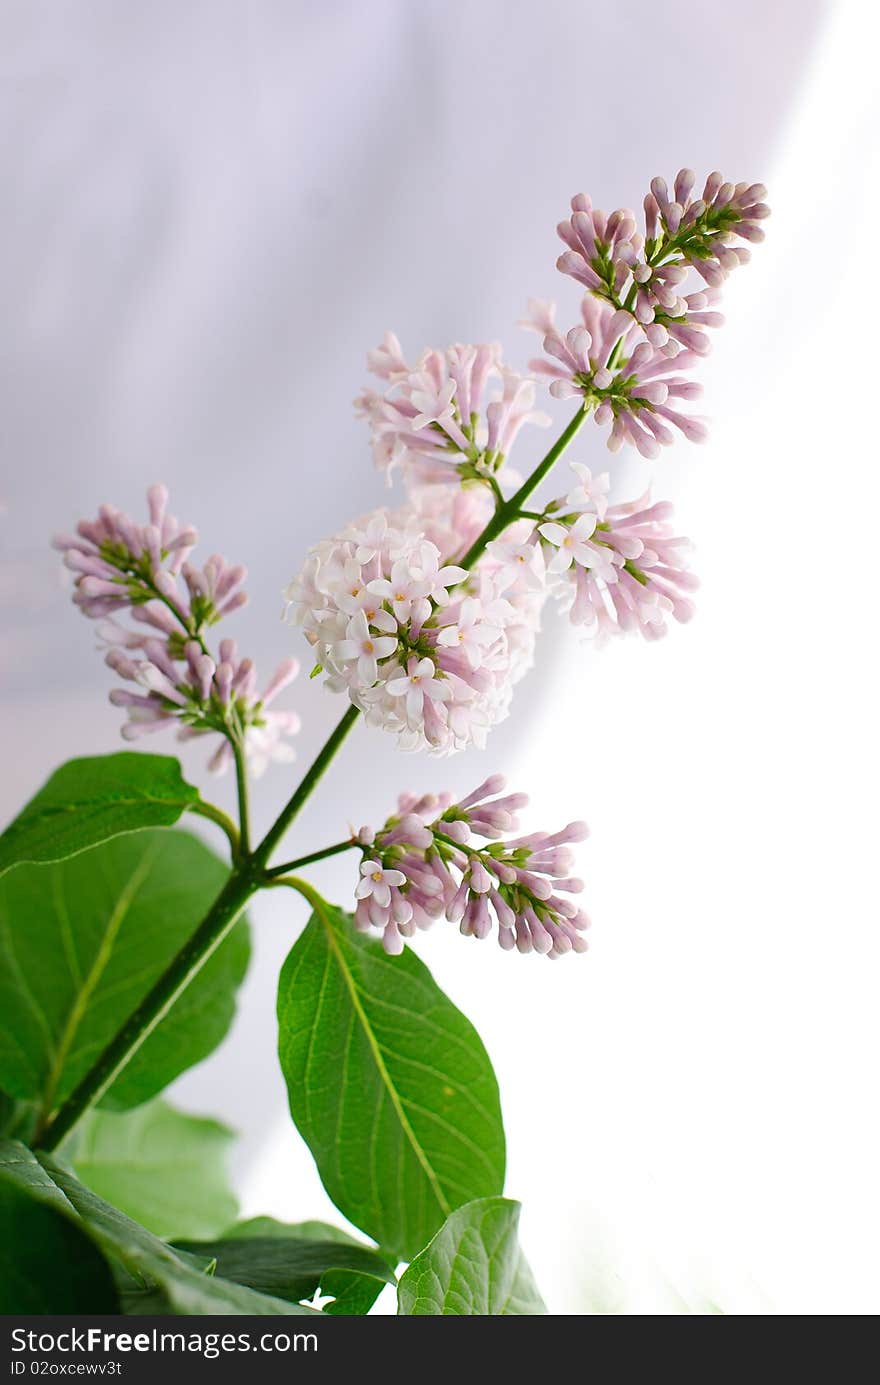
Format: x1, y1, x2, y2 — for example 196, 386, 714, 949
522, 297, 706, 458
527, 168, 768, 456
54, 486, 300, 774
557, 170, 767, 337
353, 775, 589, 957
534, 463, 697, 640
355, 334, 549, 489
288, 168, 765, 749
284, 489, 541, 753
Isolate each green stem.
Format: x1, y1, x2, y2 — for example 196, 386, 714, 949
231, 738, 251, 857
34, 869, 259, 1152
487, 476, 505, 509
264, 839, 357, 879
188, 800, 240, 859
252, 704, 361, 870
267, 874, 324, 911
459, 408, 589, 570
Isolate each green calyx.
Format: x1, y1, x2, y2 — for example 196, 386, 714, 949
647, 201, 743, 267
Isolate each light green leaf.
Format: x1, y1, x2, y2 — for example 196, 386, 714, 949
277, 904, 505, 1261
0, 753, 200, 877
0, 1141, 316, 1316
67, 1099, 238, 1239
0, 829, 250, 1119
0, 1169, 119, 1313
173, 1233, 395, 1313
397, 1197, 546, 1315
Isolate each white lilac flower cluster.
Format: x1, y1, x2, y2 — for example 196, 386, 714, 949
54, 486, 300, 774
355, 334, 549, 489
353, 775, 590, 957
284, 487, 542, 753
525, 168, 769, 457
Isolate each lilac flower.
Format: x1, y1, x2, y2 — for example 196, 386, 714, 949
554, 170, 768, 351
285, 494, 546, 754
523, 296, 707, 458
386, 656, 451, 721
56, 486, 300, 773
485, 538, 547, 593
355, 336, 548, 489
353, 777, 590, 958
539, 513, 616, 578
646, 170, 769, 282
54, 485, 197, 621
534, 466, 698, 640
334, 610, 399, 684
565, 464, 610, 518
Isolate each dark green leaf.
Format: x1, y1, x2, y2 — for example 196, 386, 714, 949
173, 1234, 395, 1313
397, 1197, 546, 1315
0, 1169, 119, 1313
227, 1216, 363, 1245
0, 829, 250, 1117
224, 1217, 390, 1309
0, 1088, 36, 1139
320, 1270, 384, 1315
0, 1141, 316, 1316
277, 904, 505, 1261
67, 1099, 238, 1239
0, 753, 200, 877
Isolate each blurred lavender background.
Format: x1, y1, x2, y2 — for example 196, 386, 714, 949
4, 0, 878, 1314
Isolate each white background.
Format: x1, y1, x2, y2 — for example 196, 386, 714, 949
2, 0, 877, 1314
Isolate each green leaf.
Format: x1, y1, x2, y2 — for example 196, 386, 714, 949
0, 1087, 36, 1140
0, 828, 250, 1119
0, 753, 200, 877
173, 1233, 395, 1314
0, 1168, 119, 1313
397, 1197, 546, 1315
67, 1099, 238, 1239
277, 904, 505, 1261
227, 1216, 364, 1245
0, 1141, 316, 1316
223, 1216, 391, 1312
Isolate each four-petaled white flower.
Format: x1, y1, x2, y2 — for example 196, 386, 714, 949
368, 559, 432, 626
436, 597, 502, 668
405, 542, 468, 605
486, 538, 546, 593
387, 656, 450, 721
539, 514, 603, 573
565, 464, 610, 519
356, 859, 407, 909
333, 610, 398, 684
410, 375, 457, 430
334, 559, 375, 615
352, 513, 391, 564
